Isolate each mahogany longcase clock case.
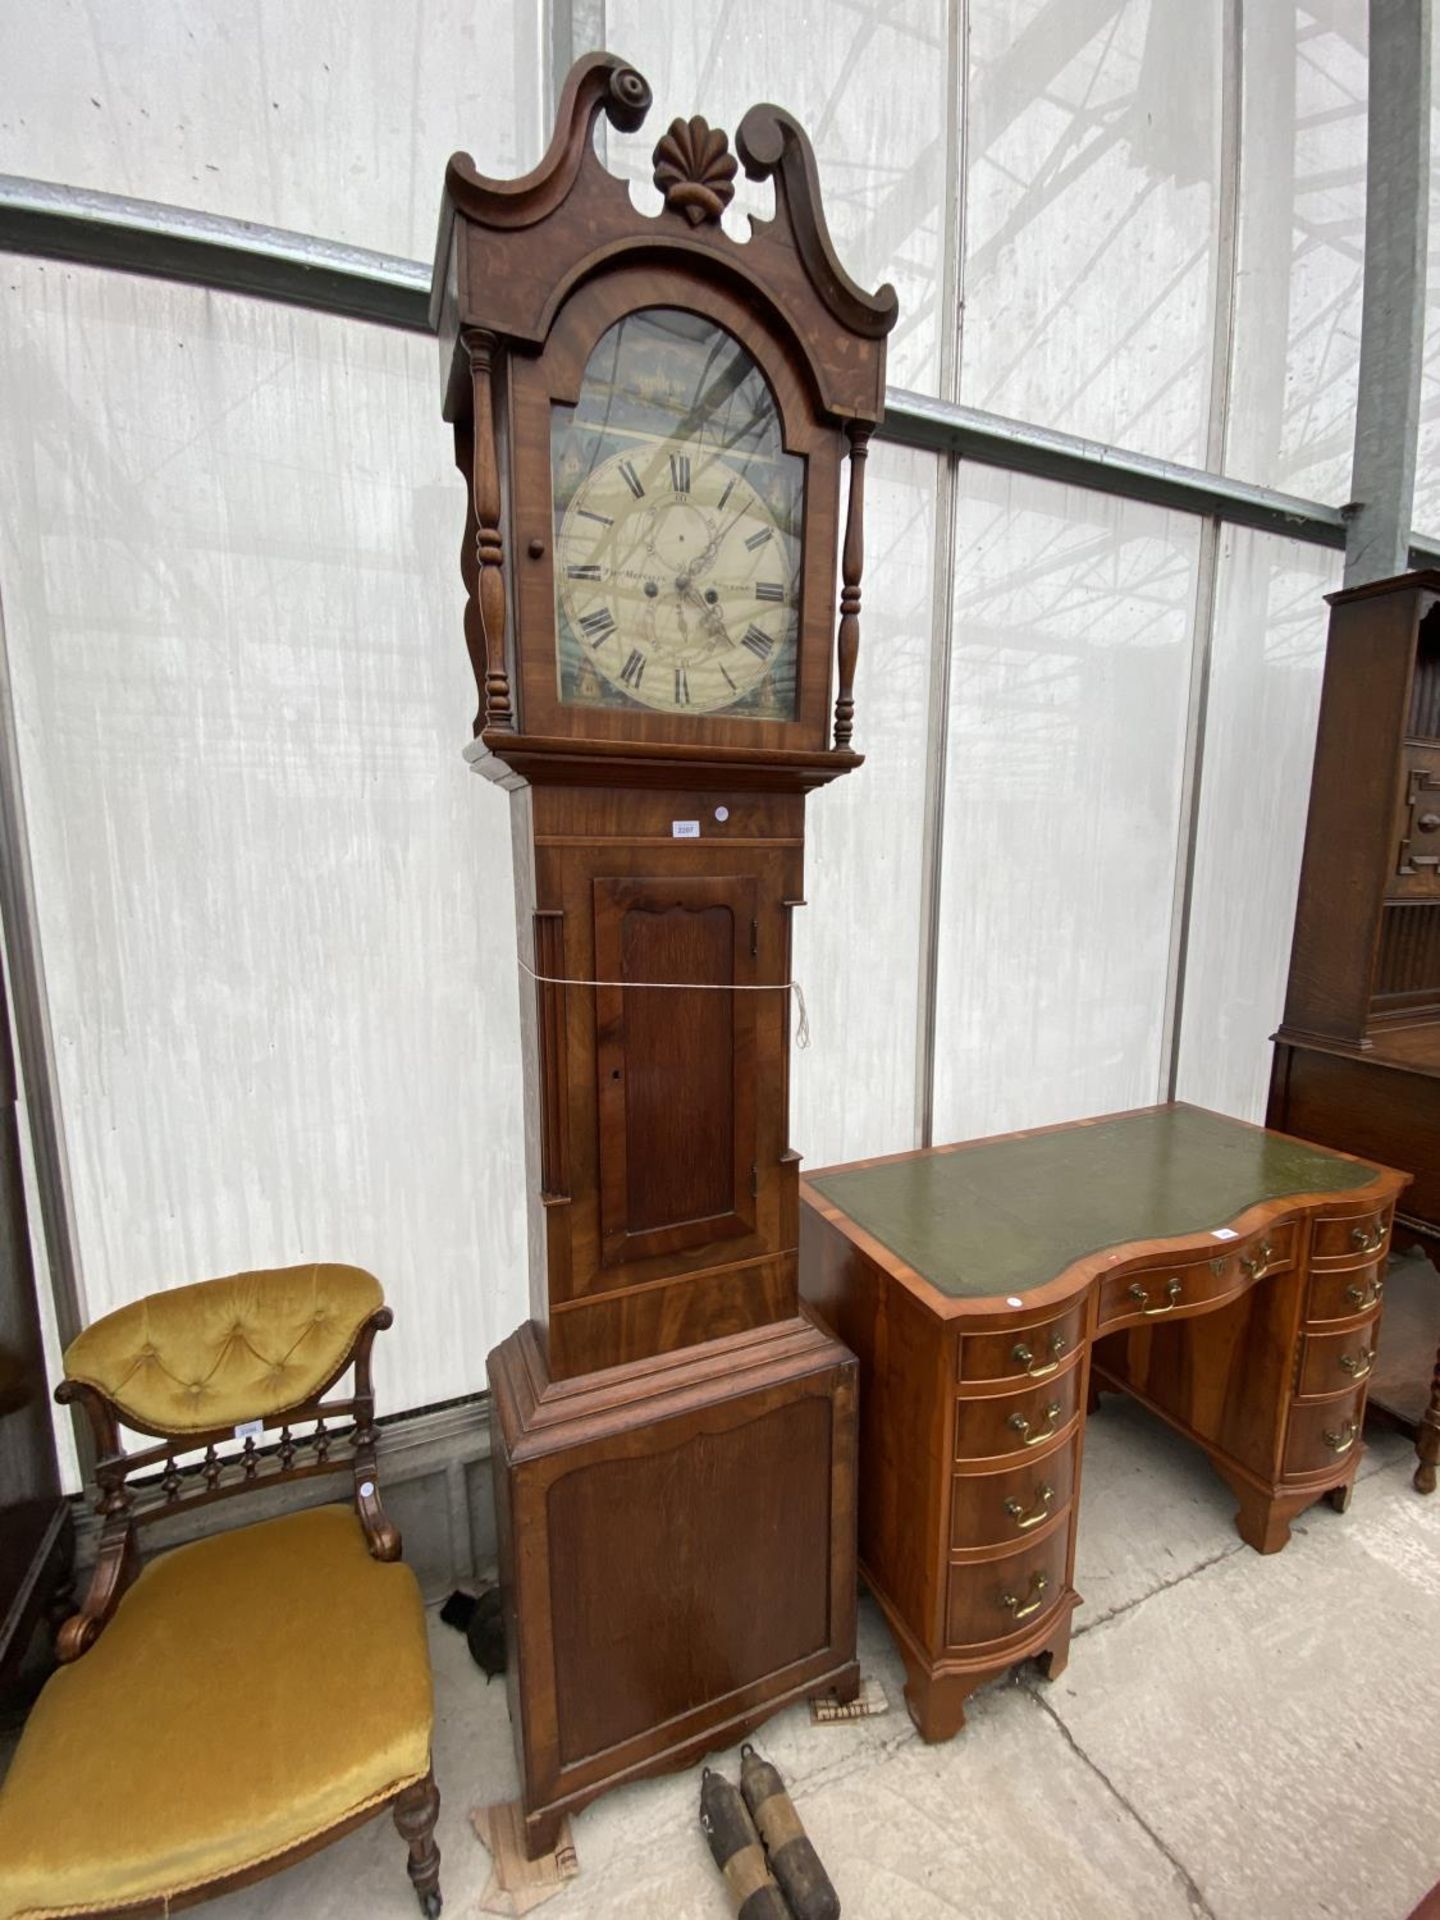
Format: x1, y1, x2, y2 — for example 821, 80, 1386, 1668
433, 54, 896, 1854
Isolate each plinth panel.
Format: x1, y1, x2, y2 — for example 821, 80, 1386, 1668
548, 1394, 831, 1763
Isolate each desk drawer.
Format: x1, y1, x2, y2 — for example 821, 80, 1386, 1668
950, 1441, 1078, 1553
953, 1367, 1081, 1465
1098, 1221, 1295, 1331
1310, 1210, 1390, 1267
1296, 1324, 1379, 1399
1283, 1386, 1367, 1478
1306, 1260, 1386, 1324
958, 1304, 1085, 1386
946, 1529, 1069, 1650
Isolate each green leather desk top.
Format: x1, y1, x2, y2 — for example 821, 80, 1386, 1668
808, 1105, 1381, 1300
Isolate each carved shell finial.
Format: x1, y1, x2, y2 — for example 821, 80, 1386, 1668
652, 116, 738, 225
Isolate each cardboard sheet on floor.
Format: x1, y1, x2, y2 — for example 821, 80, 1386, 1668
810, 1675, 889, 1723
470, 1801, 579, 1915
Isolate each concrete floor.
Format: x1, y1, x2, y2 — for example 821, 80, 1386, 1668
173, 1397, 1439, 1920
8, 1400, 1437, 1918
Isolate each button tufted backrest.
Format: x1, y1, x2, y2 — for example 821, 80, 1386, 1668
62, 1264, 386, 1436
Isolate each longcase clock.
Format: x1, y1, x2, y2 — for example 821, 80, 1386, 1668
433, 53, 897, 1855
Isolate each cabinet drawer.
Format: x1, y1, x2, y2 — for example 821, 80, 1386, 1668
1297, 1324, 1380, 1399
958, 1304, 1085, 1386
946, 1528, 1069, 1650
1310, 1210, 1390, 1266
953, 1366, 1081, 1465
1283, 1387, 1367, 1478
1307, 1259, 1386, 1324
1098, 1221, 1295, 1331
950, 1442, 1078, 1552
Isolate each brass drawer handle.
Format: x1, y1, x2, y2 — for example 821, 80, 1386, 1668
1011, 1331, 1068, 1379
1003, 1484, 1055, 1532
1350, 1222, 1385, 1255
1008, 1402, 1062, 1448
1345, 1277, 1385, 1311
1001, 1573, 1050, 1622
1240, 1239, 1276, 1280
1128, 1276, 1183, 1317
1338, 1346, 1376, 1381
1323, 1420, 1359, 1455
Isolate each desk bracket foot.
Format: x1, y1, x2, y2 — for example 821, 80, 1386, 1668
1219, 1464, 1360, 1554
1232, 1487, 1293, 1555
1033, 1606, 1074, 1682
903, 1667, 981, 1743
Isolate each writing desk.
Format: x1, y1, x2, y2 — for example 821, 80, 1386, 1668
799, 1104, 1409, 1740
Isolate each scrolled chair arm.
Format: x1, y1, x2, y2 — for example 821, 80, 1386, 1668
53, 1377, 139, 1660
55, 1523, 139, 1663
351, 1305, 402, 1560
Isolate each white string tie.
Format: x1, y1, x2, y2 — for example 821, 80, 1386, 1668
517, 955, 811, 1049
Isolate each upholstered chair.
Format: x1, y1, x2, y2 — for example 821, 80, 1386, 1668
0, 1263, 442, 1919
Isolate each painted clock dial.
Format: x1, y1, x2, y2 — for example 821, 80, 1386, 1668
551, 307, 803, 721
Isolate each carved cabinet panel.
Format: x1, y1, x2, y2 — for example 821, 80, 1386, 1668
594, 873, 758, 1266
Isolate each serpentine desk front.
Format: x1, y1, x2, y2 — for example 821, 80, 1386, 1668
799, 1104, 1409, 1740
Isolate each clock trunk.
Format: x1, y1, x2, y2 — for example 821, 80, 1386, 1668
510, 781, 803, 1381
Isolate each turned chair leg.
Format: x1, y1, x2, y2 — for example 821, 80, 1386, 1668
394, 1769, 442, 1917
1416, 1341, 1440, 1496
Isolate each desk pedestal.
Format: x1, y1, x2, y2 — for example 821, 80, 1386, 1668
800, 1112, 1405, 1743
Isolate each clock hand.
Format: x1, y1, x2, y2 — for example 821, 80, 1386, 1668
678, 582, 733, 649
681, 502, 751, 583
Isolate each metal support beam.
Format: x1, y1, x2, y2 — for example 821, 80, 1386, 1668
0, 588, 87, 1367
883, 389, 1347, 548
0, 174, 430, 332
0, 173, 1358, 554
1344, 0, 1432, 586
911, 0, 968, 1152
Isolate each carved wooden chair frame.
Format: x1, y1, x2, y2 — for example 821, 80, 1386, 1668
50, 1304, 442, 1918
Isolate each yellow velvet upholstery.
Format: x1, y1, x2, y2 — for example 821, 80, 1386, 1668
61, 1264, 384, 1434
0, 1505, 432, 1920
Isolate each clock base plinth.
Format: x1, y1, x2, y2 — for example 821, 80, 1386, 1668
487, 1312, 859, 1858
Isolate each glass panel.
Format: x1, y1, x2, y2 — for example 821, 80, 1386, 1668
932, 466, 1201, 1144
1175, 529, 1339, 1121
1225, 2, 1367, 501
960, 0, 1223, 466
1411, 18, 1440, 541
604, 0, 951, 395
0, 257, 525, 1413
0, 1, 546, 258
552, 309, 801, 720
792, 441, 938, 1167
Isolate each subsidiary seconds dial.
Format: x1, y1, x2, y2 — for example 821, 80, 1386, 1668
555, 444, 798, 716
